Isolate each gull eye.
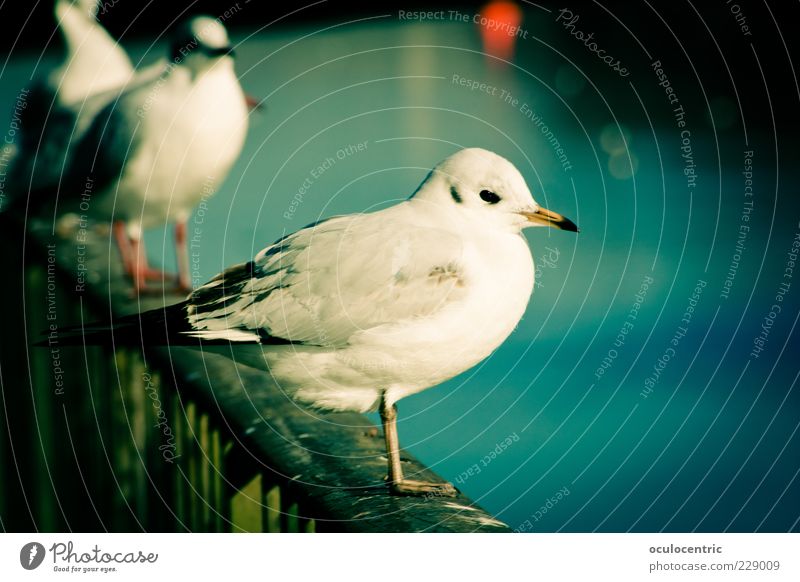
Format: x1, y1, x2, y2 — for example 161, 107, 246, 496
479, 190, 501, 204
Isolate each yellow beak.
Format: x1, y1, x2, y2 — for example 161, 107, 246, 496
519, 207, 579, 232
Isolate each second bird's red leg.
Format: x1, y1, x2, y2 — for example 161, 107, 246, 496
175, 220, 191, 293
112, 220, 135, 278
128, 234, 148, 293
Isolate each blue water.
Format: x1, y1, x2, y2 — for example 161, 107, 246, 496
2, 16, 797, 532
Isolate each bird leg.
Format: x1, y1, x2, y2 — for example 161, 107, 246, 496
379, 396, 457, 497
127, 234, 172, 292
174, 220, 192, 293
127, 235, 150, 293
114, 222, 180, 294
112, 220, 134, 277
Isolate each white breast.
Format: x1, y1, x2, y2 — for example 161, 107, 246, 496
114, 62, 248, 225
377, 231, 535, 395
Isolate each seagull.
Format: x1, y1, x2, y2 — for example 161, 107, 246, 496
4, 0, 134, 206
64, 148, 578, 495
59, 15, 250, 293
48, 0, 135, 107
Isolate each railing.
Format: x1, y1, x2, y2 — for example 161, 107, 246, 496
0, 219, 510, 532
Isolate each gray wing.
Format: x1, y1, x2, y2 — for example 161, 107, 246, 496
63, 63, 172, 200
65, 96, 139, 197
4, 83, 75, 202
185, 213, 470, 346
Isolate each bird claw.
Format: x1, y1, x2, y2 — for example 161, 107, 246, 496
128, 276, 188, 297
389, 479, 458, 498
140, 267, 173, 282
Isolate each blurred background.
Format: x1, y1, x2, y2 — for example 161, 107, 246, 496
1, 0, 798, 532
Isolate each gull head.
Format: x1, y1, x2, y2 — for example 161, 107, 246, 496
171, 16, 235, 69
57, 0, 100, 19
412, 148, 578, 234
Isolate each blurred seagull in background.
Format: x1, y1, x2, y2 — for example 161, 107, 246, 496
5, 0, 134, 205
63, 15, 250, 293
49, 0, 135, 107
64, 148, 578, 495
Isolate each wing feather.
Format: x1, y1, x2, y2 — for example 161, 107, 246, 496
186, 210, 469, 346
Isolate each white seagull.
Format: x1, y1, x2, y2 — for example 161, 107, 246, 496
5, 0, 134, 205
62, 15, 249, 292
72, 148, 578, 495
48, 0, 134, 107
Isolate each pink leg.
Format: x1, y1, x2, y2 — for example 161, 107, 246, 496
128, 235, 174, 294
175, 220, 191, 293
128, 234, 148, 293
116, 221, 165, 283
131, 235, 171, 282
120, 222, 179, 294
113, 220, 134, 277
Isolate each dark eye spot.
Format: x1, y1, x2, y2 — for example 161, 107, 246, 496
450, 186, 462, 204
479, 190, 501, 204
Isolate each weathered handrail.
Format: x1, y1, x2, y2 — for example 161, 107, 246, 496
0, 218, 510, 532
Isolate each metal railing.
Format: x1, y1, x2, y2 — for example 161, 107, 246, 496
0, 220, 509, 532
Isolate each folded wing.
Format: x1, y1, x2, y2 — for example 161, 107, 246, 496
186, 212, 470, 346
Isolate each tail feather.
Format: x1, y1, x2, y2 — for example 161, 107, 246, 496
44, 301, 195, 346
41, 300, 288, 348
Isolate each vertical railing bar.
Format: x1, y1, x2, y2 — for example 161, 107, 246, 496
172, 393, 185, 531
211, 429, 224, 532
199, 413, 211, 530
263, 483, 281, 533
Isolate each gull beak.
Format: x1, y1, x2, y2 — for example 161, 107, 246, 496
519, 207, 579, 232
245, 94, 264, 112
